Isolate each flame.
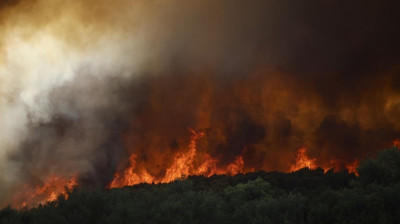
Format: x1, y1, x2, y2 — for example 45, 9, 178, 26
12, 135, 394, 207
161, 127, 207, 182
345, 160, 359, 175
290, 147, 317, 172
394, 139, 400, 149
289, 147, 360, 175
109, 127, 248, 188
16, 175, 77, 208
15, 134, 395, 206
109, 154, 154, 187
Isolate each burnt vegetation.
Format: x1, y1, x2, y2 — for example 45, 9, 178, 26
1, 147, 400, 224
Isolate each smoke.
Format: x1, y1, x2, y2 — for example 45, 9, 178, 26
0, 0, 399, 206
0, 0, 151, 205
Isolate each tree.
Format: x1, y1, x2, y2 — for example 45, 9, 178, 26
358, 147, 400, 185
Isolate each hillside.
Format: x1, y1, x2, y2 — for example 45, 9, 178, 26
1, 147, 400, 224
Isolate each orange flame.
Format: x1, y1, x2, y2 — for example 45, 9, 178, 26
16, 175, 77, 208
394, 139, 400, 149
16, 134, 393, 207
161, 127, 207, 182
345, 160, 359, 175
290, 147, 316, 172
110, 127, 248, 188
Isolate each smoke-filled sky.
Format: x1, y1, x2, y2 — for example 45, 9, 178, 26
0, 0, 400, 207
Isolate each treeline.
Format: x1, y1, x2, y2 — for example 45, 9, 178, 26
1, 147, 400, 224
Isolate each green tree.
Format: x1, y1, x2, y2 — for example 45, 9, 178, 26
358, 147, 400, 185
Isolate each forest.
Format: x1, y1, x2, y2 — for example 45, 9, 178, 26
1, 146, 400, 224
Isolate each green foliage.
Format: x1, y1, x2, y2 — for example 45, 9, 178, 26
224, 177, 272, 201
358, 147, 400, 185
1, 147, 400, 224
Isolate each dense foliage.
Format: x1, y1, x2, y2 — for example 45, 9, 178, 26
1, 147, 400, 224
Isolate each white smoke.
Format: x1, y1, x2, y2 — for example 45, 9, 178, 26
0, 0, 151, 204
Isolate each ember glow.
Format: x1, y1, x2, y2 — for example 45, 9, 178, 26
0, 0, 399, 208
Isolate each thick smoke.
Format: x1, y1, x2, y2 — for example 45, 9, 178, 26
0, 0, 399, 206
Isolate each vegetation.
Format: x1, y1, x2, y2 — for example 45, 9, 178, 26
1, 147, 400, 224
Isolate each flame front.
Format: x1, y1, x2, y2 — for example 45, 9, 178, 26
110, 127, 247, 187
11, 133, 397, 207
13, 175, 77, 208
290, 147, 317, 172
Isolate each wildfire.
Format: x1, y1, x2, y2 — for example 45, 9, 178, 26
290, 147, 317, 172
394, 139, 400, 149
112, 130, 375, 189
345, 160, 359, 174
161, 127, 207, 182
16, 175, 77, 208
289, 147, 360, 175
13, 135, 398, 207
110, 127, 247, 188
